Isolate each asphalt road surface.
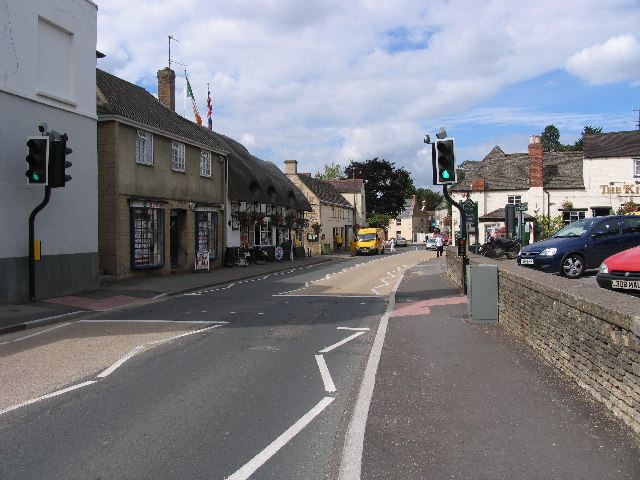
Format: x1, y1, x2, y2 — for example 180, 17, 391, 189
0, 249, 432, 479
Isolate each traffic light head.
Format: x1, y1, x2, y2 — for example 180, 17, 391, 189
432, 138, 456, 185
26, 136, 49, 184
48, 134, 72, 188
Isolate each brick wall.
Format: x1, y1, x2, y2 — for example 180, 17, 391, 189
445, 250, 640, 435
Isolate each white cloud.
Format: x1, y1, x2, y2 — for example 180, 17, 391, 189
95, 0, 640, 187
566, 34, 640, 85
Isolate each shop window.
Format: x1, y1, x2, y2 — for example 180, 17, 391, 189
196, 211, 218, 259
172, 142, 185, 172
131, 207, 164, 268
200, 150, 212, 177
136, 130, 153, 165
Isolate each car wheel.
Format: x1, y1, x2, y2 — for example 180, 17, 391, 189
560, 253, 585, 278
505, 246, 519, 260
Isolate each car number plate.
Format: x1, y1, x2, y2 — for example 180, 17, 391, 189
520, 259, 534, 265
611, 280, 640, 290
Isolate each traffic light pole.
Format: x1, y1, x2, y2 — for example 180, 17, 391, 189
29, 186, 51, 301
442, 184, 468, 294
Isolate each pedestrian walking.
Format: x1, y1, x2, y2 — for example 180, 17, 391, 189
435, 234, 444, 257
389, 237, 396, 253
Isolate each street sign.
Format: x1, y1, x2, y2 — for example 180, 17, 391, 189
515, 204, 528, 212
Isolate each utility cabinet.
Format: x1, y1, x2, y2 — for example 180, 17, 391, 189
467, 264, 498, 321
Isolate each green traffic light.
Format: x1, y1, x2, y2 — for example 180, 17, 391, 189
32, 173, 40, 181
441, 170, 450, 179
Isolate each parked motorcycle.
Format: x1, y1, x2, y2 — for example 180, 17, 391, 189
479, 236, 521, 259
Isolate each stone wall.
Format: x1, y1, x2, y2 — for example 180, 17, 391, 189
444, 249, 640, 435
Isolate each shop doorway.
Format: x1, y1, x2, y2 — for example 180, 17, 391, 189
170, 209, 185, 266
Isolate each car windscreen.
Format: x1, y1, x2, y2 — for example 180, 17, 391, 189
358, 233, 376, 241
551, 217, 601, 238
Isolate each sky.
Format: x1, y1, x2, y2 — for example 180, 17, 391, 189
96, 0, 640, 189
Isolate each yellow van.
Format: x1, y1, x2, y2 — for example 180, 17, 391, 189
354, 228, 385, 255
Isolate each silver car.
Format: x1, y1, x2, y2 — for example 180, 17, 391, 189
425, 238, 438, 250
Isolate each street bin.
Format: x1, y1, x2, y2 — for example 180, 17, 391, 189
322, 243, 331, 255
467, 264, 498, 321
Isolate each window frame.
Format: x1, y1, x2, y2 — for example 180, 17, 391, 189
634, 159, 640, 177
136, 130, 154, 165
171, 141, 185, 172
200, 150, 212, 177
507, 195, 522, 205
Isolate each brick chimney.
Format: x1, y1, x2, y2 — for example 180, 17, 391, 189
284, 159, 298, 175
528, 135, 543, 187
157, 67, 176, 111
471, 179, 485, 191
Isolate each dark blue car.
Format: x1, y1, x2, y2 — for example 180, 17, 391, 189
517, 215, 640, 278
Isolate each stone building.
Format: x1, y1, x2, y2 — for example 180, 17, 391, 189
97, 68, 228, 279
448, 131, 640, 245
388, 195, 432, 242
285, 160, 355, 255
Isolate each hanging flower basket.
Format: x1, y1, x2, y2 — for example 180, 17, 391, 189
284, 212, 297, 228
311, 222, 322, 234
273, 215, 285, 227
233, 210, 253, 227
295, 216, 308, 229
560, 200, 573, 210
249, 211, 266, 225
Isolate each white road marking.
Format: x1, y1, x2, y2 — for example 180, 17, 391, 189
0, 381, 97, 416
5, 322, 72, 343
337, 327, 370, 331
97, 324, 222, 378
225, 396, 335, 480
319, 331, 365, 354
79, 319, 217, 324
315, 355, 336, 393
338, 271, 405, 480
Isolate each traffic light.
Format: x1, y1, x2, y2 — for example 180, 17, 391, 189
432, 138, 456, 185
26, 136, 49, 184
457, 237, 466, 256
48, 134, 72, 188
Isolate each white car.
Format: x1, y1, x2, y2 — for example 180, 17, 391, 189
425, 238, 438, 250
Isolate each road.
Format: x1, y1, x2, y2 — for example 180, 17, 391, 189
0, 248, 433, 479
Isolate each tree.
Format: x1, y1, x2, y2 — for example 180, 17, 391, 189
314, 162, 343, 180
412, 187, 443, 211
567, 125, 603, 151
366, 214, 391, 230
344, 158, 413, 218
540, 125, 603, 152
541, 125, 562, 152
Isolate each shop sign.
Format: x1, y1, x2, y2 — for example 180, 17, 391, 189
600, 184, 640, 195
195, 251, 210, 270
130, 200, 165, 209
274, 246, 284, 260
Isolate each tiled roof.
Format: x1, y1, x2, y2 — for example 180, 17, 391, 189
452, 145, 584, 192
480, 208, 535, 222
583, 131, 640, 158
297, 175, 353, 208
327, 179, 364, 193
96, 68, 310, 211
96, 69, 225, 152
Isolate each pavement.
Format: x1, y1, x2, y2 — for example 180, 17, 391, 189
2, 249, 639, 477
360, 259, 640, 479
0, 252, 352, 335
